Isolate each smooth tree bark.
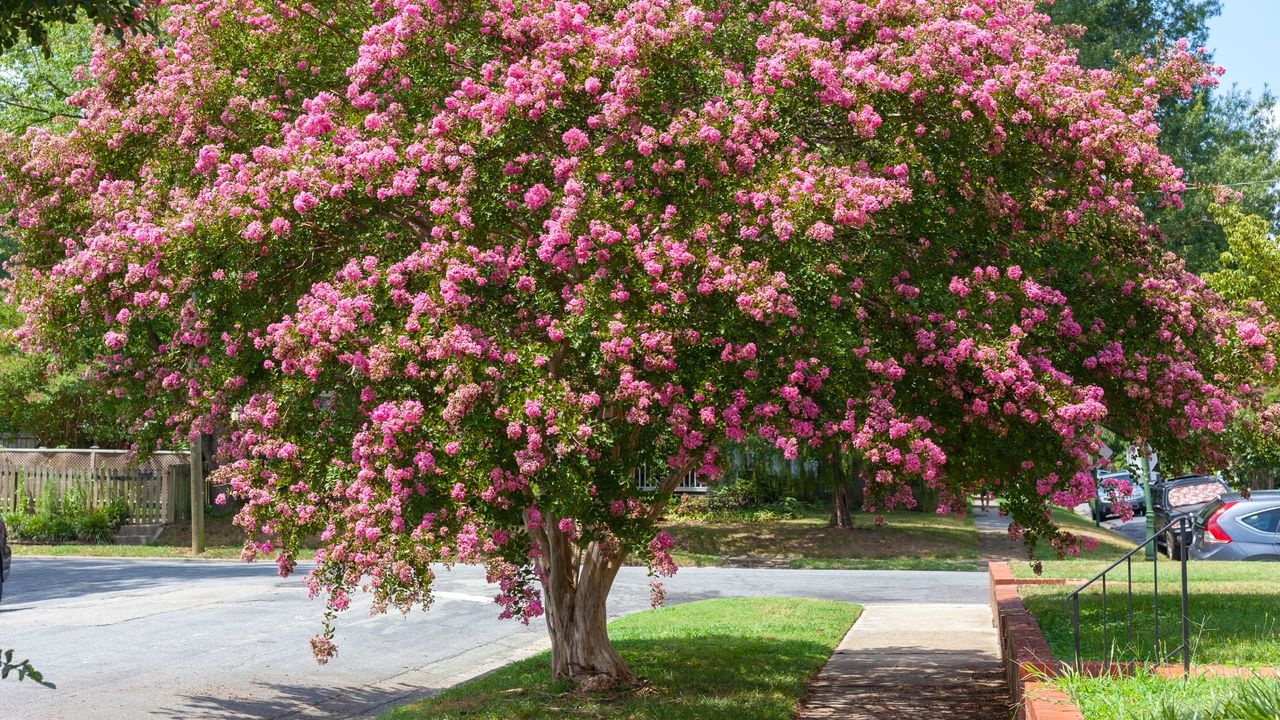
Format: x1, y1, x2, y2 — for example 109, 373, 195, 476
523, 462, 692, 687
828, 447, 853, 529
531, 518, 634, 689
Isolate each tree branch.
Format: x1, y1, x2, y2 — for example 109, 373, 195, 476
0, 95, 82, 121
645, 458, 700, 522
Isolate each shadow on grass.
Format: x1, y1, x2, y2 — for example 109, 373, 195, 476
1024, 589, 1280, 666
386, 634, 837, 720
665, 511, 979, 562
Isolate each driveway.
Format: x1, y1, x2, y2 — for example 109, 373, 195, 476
0, 557, 988, 719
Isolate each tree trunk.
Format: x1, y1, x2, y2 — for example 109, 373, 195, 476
828, 447, 852, 529
527, 508, 637, 691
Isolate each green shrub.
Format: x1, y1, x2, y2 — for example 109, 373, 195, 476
74, 510, 116, 544
18, 513, 74, 542
666, 493, 809, 523
704, 480, 755, 514
5, 485, 129, 544
2, 511, 25, 538
101, 496, 130, 526
767, 496, 806, 518
34, 482, 62, 518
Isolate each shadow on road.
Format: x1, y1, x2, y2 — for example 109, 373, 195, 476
153, 680, 437, 720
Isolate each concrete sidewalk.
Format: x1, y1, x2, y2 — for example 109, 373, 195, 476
973, 502, 1027, 559
795, 603, 1011, 719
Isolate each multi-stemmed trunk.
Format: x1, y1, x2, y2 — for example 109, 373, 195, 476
523, 464, 691, 690
534, 524, 635, 690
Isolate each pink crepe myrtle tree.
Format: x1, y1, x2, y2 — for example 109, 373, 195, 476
3, 0, 1278, 688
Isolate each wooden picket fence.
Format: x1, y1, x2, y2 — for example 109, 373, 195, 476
0, 449, 190, 525
635, 464, 707, 493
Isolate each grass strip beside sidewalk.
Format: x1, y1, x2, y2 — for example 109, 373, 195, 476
1019, 562, 1280, 665
1056, 668, 1280, 720
380, 597, 862, 720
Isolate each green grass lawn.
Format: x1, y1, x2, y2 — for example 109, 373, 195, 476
1019, 562, 1280, 666
1054, 668, 1280, 720
380, 597, 861, 720
10, 543, 243, 559
664, 509, 980, 571
1012, 559, 1280, 582
1026, 562, 1280, 718
1033, 507, 1137, 561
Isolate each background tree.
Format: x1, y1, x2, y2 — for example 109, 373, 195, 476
1153, 88, 1280, 272
0, 305, 129, 447
0, 0, 145, 54
1202, 201, 1280, 484
1043, 0, 1219, 69
1206, 202, 1280, 313
0, 22, 94, 135
4, 0, 1277, 689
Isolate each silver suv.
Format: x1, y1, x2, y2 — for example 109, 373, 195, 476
1189, 490, 1280, 561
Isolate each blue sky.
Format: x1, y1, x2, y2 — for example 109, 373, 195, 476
1206, 0, 1279, 106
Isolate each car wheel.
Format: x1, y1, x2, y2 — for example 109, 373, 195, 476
1165, 532, 1182, 561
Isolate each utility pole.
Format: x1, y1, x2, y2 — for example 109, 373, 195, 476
189, 435, 205, 554
1139, 449, 1155, 561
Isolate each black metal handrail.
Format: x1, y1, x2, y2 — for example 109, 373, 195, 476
1064, 516, 1191, 676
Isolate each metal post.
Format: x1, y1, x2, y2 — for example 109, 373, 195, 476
1126, 556, 1134, 658
1072, 594, 1081, 669
1180, 517, 1190, 677
189, 437, 205, 554
1101, 574, 1109, 672
1140, 450, 1155, 561
1153, 553, 1161, 657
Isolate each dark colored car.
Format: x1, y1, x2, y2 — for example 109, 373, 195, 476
1152, 474, 1230, 560
1189, 490, 1280, 561
1, 514, 10, 601
1093, 471, 1146, 520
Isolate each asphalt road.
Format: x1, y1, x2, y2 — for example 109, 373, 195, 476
1103, 515, 1151, 544
0, 558, 989, 719
1070, 503, 1152, 545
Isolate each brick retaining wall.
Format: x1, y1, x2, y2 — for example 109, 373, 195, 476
988, 562, 1072, 719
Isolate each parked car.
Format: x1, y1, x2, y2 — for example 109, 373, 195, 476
1189, 490, 1280, 561
1152, 474, 1231, 560
1, 514, 10, 602
1093, 471, 1146, 520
